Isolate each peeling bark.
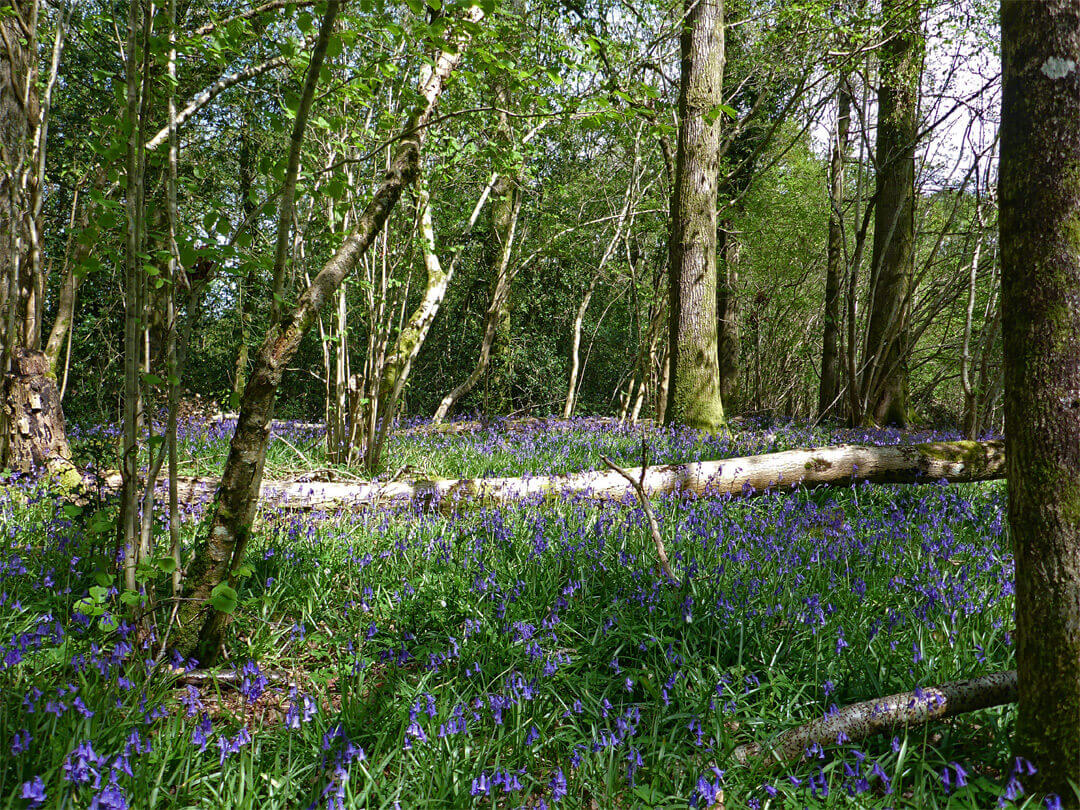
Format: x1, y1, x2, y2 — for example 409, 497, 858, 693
2, 348, 75, 478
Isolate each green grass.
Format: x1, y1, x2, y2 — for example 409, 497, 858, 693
1, 420, 1067, 809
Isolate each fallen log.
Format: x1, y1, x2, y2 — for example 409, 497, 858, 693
87, 439, 1004, 512
731, 670, 1018, 766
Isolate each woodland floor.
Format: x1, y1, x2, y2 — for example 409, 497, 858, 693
0, 417, 1040, 809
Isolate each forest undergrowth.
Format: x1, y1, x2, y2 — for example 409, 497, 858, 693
0, 418, 1048, 809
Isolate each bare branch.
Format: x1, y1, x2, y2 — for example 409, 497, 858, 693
601, 450, 677, 582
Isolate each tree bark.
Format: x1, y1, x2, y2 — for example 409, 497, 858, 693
818, 77, 850, 420
173, 7, 485, 663
732, 671, 1017, 767
1001, 2, 1080, 799
144, 439, 1004, 512
1, 347, 75, 477
0, 1, 39, 465
666, 0, 726, 432
960, 200, 985, 439
120, 0, 147, 596
860, 0, 922, 427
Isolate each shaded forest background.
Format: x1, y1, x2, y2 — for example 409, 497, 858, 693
31, 0, 1000, 431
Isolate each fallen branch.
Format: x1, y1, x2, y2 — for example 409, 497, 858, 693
83, 439, 1006, 512
732, 670, 1018, 766
602, 440, 677, 581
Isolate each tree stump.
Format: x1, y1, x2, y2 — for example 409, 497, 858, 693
3, 348, 75, 477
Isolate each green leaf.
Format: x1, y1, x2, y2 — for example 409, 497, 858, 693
88, 510, 114, 536
63, 503, 84, 519
94, 571, 114, 588
210, 583, 238, 614
234, 563, 255, 578
153, 556, 178, 574
98, 614, 120, 633
89, 585, 109, 602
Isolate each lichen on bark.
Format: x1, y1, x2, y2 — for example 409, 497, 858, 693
1001, 0, 1080, 798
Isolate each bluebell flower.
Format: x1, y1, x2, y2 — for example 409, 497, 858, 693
192, 713, 212, 752
89, 783, 128, 810
1000, 775, 1024, 806
549, 769, 567, 802
20, 777, 45, 808
11, 728, 31, 755
470, 772, 491, 796
63, 740, 104, 786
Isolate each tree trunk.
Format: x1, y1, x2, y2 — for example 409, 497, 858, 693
860, 0, 922, 427
666, 0, 726, 432
1, 348, 75, 478
120, 0, 146, 596
960, 202, 985, 439
366, 175, 476, 470
149, 439, 1004, 512
1000, 2, 1080, 799
173, 8, 485, 664
268, 1, 339, 325
818, 77, 850, 419
432, 179, 521, 423
0, 1, 40, 466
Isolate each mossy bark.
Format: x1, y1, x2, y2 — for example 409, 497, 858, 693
666, 0, 726, 433
1001, 2, 1080, 801
861, 0, 922, 428
366, 179, 457, 471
